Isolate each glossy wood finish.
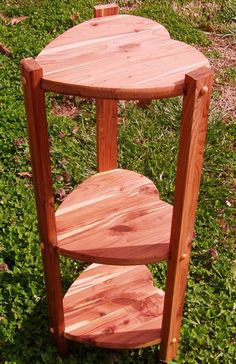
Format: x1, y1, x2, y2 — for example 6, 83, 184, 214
63, 263, 164, 349
160, 67, 213, 362
35, 15, 209, 100
20, 58, 67, 355
56, 169, 172, 265
94, 3, 119, 18
96, 99, 118, 172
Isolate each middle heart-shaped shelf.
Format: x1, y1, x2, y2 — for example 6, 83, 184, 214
56, 169, 172, 265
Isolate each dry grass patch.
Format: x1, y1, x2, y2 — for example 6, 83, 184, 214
119, 0, 141, 12
197, 34, 236, 120
172, 0, 233, 32
51, 96, 82, 119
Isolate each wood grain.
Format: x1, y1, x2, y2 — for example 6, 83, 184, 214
94, 4, 119, 18
35, 15, 209, 100
56, 169, 172, 264
96, 99, 118, 172
20, 58, 67, 355
159, 67, 213, 362
63, 263, 164, 349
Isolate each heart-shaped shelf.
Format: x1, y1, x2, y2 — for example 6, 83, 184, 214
56, 169, 172, 265
63, 263, 164, 349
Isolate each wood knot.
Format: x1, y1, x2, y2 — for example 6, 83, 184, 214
119, 43, 140, 51
103, 327, 114, 334
110, 225, 133, 233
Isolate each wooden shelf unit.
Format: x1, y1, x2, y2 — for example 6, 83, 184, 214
21, 3, 213, 362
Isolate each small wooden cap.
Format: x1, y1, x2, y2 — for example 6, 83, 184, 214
94, 4, 119, 18
200, 86, 208, 95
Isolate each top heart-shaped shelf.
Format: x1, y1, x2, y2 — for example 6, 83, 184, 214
36, 15, 209, 99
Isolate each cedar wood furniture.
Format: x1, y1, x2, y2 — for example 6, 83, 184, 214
21, 4, 213, 362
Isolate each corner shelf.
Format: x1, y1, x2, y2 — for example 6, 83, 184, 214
56, 169, 172, 265
63, 263, 164, 349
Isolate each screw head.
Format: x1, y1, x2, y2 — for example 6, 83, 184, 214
172, 337, 177, 344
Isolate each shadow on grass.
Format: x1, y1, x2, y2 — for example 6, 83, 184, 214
2, 296, 160, 364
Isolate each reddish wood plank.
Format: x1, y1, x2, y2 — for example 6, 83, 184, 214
96, 99, 118, 172
94, 4, 119, 18
35, 15, 209, 99
94, 2, 118, 172
56, 169, 172, 264
63, 264, 164, 349
20, 58, 67, 355
159, 67, 213, 362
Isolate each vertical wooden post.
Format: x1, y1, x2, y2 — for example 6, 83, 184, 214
96, 99, 118, 172
93, 5, 119, 173
20, 58, 67, 356
160, 67, 213, 362
94, 3, 119, 18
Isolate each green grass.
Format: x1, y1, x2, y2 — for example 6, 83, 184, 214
0, 1, 235, 363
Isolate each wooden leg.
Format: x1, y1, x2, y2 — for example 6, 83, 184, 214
21, 58, 67, 355
41, 245, 67, 356
96, 99, 118, 172
94, 4, 119, 18
159, 67, 213, 362
94, 4, 118, 173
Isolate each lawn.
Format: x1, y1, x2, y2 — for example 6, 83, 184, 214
0, 1, 235, 363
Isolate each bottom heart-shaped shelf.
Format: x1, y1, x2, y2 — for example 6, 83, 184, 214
63, 264, 164, 349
